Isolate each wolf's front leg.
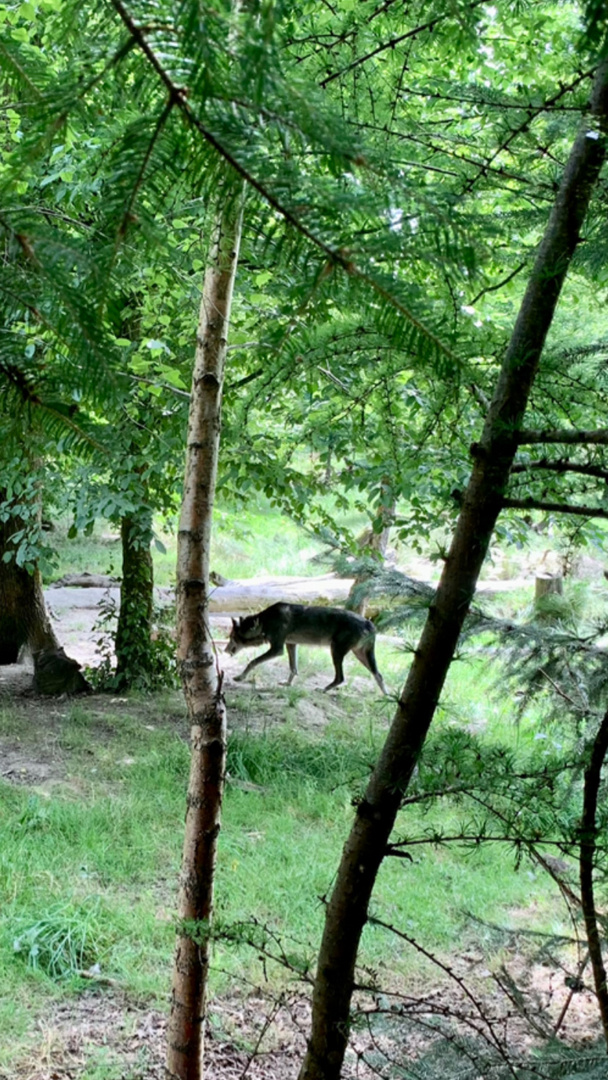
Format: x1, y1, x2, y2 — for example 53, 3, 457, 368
234, 643, 284, 682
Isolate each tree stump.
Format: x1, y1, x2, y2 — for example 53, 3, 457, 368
535, 574, 563, 599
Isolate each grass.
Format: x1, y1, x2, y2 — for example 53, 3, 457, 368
9, 503, 607, 1072
45, 497, 333, 587
0, 661, 572, 1072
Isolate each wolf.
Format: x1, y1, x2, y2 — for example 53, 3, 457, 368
225, 602, 387, 694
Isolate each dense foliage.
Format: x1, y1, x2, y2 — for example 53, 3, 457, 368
2, 0, 608, 553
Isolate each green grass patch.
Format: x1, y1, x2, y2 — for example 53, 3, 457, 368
0, 692, 574, 1068
45, 496, 334, 587
11, 896, 113, 981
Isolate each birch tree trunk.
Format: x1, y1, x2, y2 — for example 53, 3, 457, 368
299, 58, 608, 1080
165, 193, 244, 1080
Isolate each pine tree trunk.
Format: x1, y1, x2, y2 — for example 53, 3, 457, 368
579, 706, 608, 1046
115, 510, 154, 687
299, 59, 608, 1080
165, 193, 244, 1080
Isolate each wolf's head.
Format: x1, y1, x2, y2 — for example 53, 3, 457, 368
225, 615, 265, 655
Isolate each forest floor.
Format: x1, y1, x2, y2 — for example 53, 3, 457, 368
6, 969, 603, 1080
2, 566, 607, 1079
1, 685, 604, 1080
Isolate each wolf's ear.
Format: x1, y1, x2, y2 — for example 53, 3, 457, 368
231, 617, 239, 629
244, 617, 262, 638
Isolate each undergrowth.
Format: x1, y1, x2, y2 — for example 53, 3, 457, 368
0, 692, 565, 1052
0, 628, 600, 1073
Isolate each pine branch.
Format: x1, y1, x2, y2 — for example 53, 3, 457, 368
108, 1, 456, 365
366, 914, 519, 1077
0, 41, 42, 99
349, 119, 555, 193
0, 358, 41, 405
387, 832, 567, 850
517, 428, 608, 445
399, 81, 590, 113
469, 261, 527, 305
460, 66, 596, 195
502, 496, 608, 518
319, 1, 486, 89
511, 458, 608, 480
114, 97, 175, 246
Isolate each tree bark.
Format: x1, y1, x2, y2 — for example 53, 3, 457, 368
511, 460, 608, 480
0, 501, 58, 662
115, 509, 154, 687
165, 193, 244, 1080
299, 58, 608, 1080
518, 428, 608, 445
503, 496, 608, 518
579, 707, 608, 1047
0, 498, 89, 694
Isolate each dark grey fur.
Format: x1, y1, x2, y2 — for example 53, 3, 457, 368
225, 602, 387, 694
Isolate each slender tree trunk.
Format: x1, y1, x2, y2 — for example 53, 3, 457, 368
299, 59, 608, 1080
115, 508, 154, 686
165, 193, 244, 1080
368, 478, 395, 558
579, 707, 608, 1046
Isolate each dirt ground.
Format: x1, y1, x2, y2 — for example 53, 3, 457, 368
2, 990, 309, 1080
2, 931, 603, 1080
43, 574, 358, 672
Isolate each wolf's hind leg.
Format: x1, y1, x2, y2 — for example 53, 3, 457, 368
285, 643, 299, 685
352, 645, 388, 695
